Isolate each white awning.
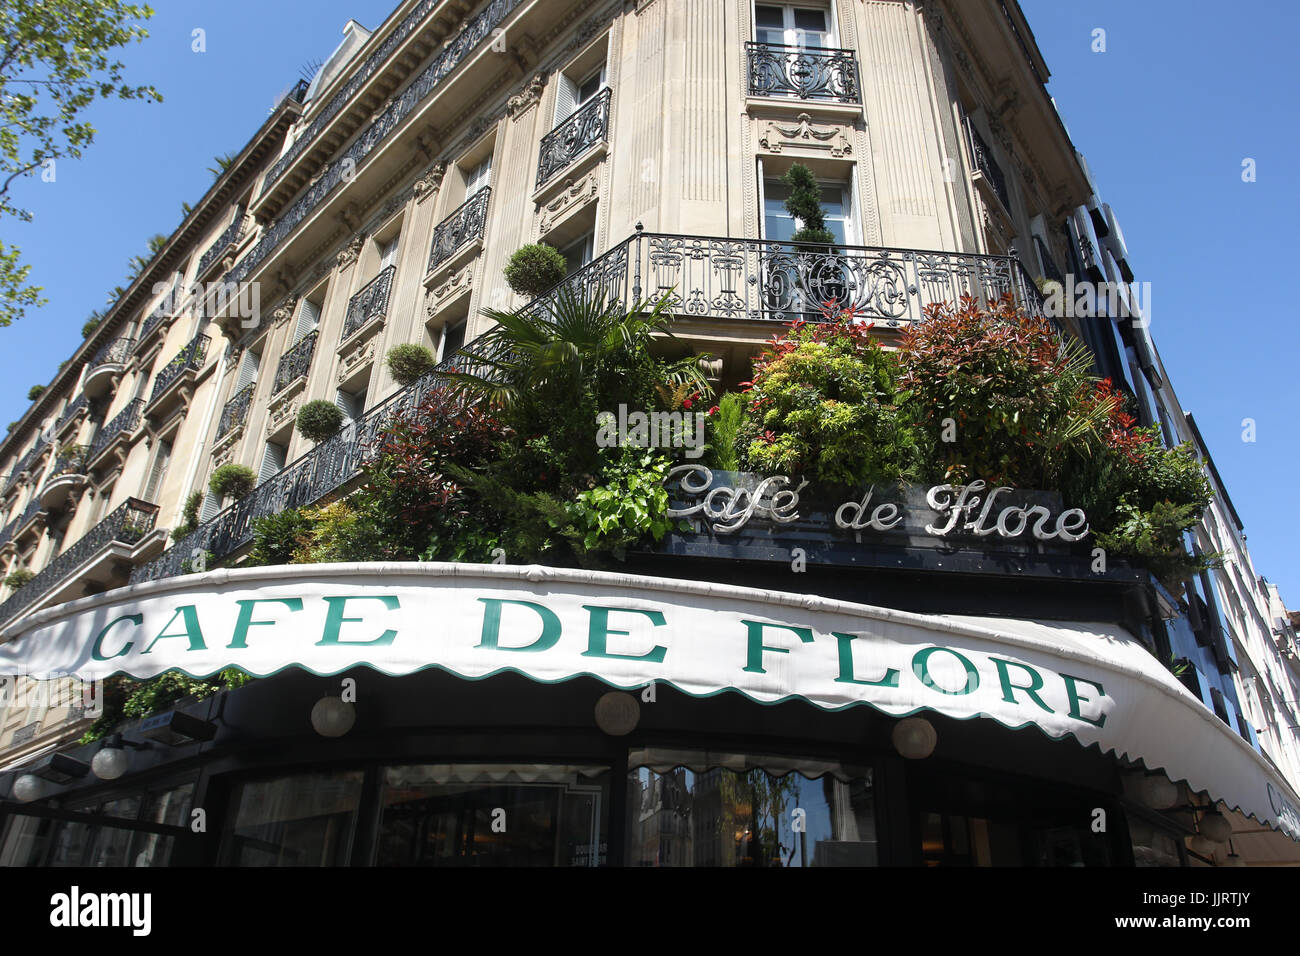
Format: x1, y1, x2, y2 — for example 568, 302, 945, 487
1, 561, 1296, 839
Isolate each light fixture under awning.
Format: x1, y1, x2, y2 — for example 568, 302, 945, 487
1, 561, 1297, 840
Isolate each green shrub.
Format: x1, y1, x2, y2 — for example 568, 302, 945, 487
503, 243, 567, 298
209, 463, 257, 500
386, 343, 437, 385
170, 490, 203, 541
289, 501, 384, 564
297, 399, 344, 443
705, 393, 746, 472
743, 314, 919, 487
561, 452, 677, 555
26, 384, 45, 401
3, 568, 35, 590
251, 508, 314, 566
783, 163, 836, 245
81, 314, 102, 338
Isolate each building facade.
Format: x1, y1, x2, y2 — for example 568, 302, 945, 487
0, 0, 1296, 866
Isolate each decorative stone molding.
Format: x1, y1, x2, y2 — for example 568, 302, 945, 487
270, 295, 299, 329
425, 265, 474, 318
336, 202, 362, 233
336, 235, 365, 270
507, 73, 547, 118
414, 161, 448, 203
338, 339, 375, 384
267, 394, 301, 434
758, 113, 854, 158
538, 171, 600, 234
211, 437, 238, 471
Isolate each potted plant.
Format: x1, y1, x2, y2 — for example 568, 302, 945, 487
385, 343, 437, 385
3, 567, 35, 591
781, 163, 845, 312
170, 490, 203, 541
297, 399, 345, 443
209, 463, 257, 500
503, 243, 567, 298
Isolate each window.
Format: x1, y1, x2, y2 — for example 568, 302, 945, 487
222, 771, 363, 866
439, 320, 467, 362
626, 750, 876, 867
334, 387, 363, 425
235, 346, 261, 392
198, 490, 220, 523
559, 233, 594, 276
465, 157, 492, 198
377, 235, 399, 273
258, 441, 286, 485
143, 438, 172, 502
377, 764, 609, 866
555, 64, 607, 124
293, 298, 322, 344
754, 3, 832, 48
762, 176, 854, 244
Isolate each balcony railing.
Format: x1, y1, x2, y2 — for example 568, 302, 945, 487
273, 330, 320, 394
217, 383, 256, 441
967, 120, 1010, 211
149, 334, 210, 404
196, 216, 246, 277
56, 394, 88, 430
3, 437, 49, 494
129, 230, 1044, 589
745, 42, 861, 103
231, 0, 525, 289
12, 495, 43, 536
537, 88, 612, 187
428, 190, 491, 273
136, 304, 170, 347
45, 447, 86, 483
342, 268, 396, 341
87, 398, 144, 464
89, 335, 135, 371
0, 497, 158, 627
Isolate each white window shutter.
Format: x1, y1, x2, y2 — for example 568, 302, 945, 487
554, 74, 578, 123
466, 158, 492, 196
294, 299, 321, 342
143, 440, 172, 502
258, 442, 286, 485
334, 388, 358, 423
379, 238, 399, 272
199, 490, 220, 522
236, 349, 261, 391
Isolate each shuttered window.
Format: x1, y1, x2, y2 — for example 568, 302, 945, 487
465, 157, 492, 196
441, 321, 467, 360
258, 442, 286, 485
198, 490, 220, 522
293, 298, 322, 343
143, 439, 172, 503
378, 237, 399, 272
335, 388, 361, 424
236, 348, 261, 391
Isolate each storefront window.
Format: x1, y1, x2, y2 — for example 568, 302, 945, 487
0, 813, 53, 866
625, 749, 877, 867
377, 764, 609, 866
223, 770, 363, 866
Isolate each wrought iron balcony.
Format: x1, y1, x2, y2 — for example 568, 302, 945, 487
342, 268, 396, 342
2, 437, 49, 494
87, 398, 144, 464
56, 394, 88, 430
537, 88, 612, 187
428, 189, 491, 274
196, 216, 246, 277
235, 0, 525, 289
967, 120, 1010, 211
0, 497, 158, 627
45, 447, 86, 482
137, 304, 170, 346
128, 230, 1044, 590
149, 334, 210, 405
273, 329, 319, 394
12, 495, 44, 537
89, 335, 135, 370
217, 383, 256, 441
745, 42, 861, 104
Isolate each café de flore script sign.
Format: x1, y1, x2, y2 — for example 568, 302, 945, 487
2, 563, 1296, 837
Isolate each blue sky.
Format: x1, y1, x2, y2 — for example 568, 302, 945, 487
2, 1, 1297, 602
